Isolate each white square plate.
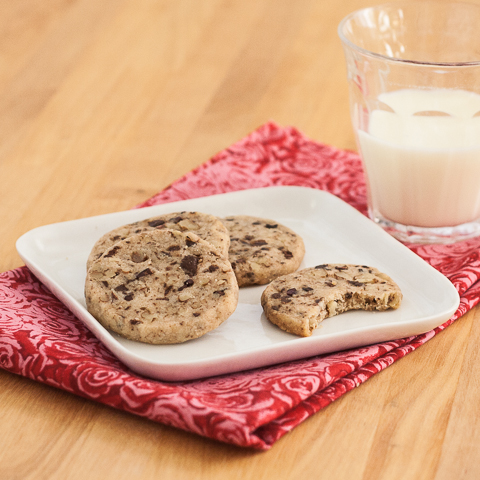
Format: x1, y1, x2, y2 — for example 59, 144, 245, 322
16, 186, 460, 381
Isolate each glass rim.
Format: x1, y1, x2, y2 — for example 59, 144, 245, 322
337, 1, 480, 67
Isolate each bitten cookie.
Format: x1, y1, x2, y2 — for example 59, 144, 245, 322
85, 229, 238, 344
87, 211, 230, 269
261, 264, 402, 337
220, 215, 305, 287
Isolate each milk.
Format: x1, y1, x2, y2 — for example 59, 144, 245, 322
357, 89, 480, 228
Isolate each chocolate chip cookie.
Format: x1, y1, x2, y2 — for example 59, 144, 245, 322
261, 264, 402, 337
87, 211, 230, 269
220, 215, 305, 287
85, 229, 238, 344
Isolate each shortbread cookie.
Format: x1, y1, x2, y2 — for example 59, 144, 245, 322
261, 264, 402, 337
87, 211, 230, 269
220, 215, 305, 287
85, 229, 238, 344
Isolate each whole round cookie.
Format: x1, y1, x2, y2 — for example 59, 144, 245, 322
87, 211, 230, 269
85, 229, 239, 344
220, 215, 305, 287
261, 264, 402, 337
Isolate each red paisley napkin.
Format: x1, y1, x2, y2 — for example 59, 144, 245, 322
2, 122, 480, 450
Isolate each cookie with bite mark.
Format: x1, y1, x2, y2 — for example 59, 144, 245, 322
261, 264, 402, 337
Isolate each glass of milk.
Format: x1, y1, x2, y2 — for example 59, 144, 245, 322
338, 2, 480, 244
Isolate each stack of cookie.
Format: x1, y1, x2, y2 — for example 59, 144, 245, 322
85, 210, 402, 344
85, 211, 305, 344
85, 212, 236, 344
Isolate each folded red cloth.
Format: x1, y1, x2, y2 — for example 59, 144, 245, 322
2, 122, 480, 450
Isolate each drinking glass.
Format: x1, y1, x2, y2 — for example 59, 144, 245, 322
338, 1, 480, 243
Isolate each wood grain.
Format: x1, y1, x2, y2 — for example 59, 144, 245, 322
1, 1, 480, 478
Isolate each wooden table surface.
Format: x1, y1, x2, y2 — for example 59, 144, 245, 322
1, 1, 479, 478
